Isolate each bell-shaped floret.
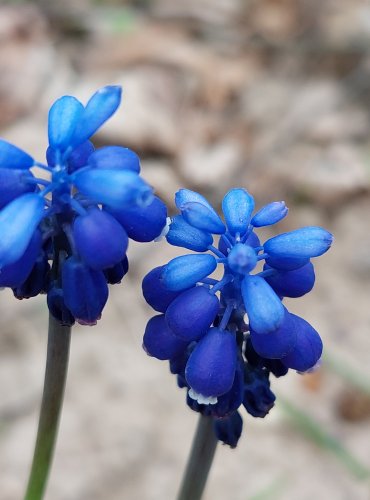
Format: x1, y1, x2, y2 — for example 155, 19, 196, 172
166, 215, 213, 252
0, 139, 34, 169
250, 309, 297, 359
162, 254, 217, 291
47, 284, 75, 326
251, 201, 288, 227
13, 252, 50, 299
186, 327, 237, 397
71, 86, 122, 147
264, 226, 333, 260
73, 207, 128, 270
0, 230, 42, 287
243, 368, 276, 418
241, 275, 284, 334
104, 256, 129, 284
62, 256, 109, 325
165, 286, 220, 341
0, 168, 36, 209
214, 411, 243, 448
222, 188, 254, 236
48, 95, 84, 151
143, 314, 189, 360
108, 196, 167, 242
88, 146, 140, 173
0, 193, 45, 269
142, 266, 185, 312
227, 243, 257, 275
281, 315, 323, 372
73, 168, 153, 209
264, 262, 315, 298
180, 202, 225, 234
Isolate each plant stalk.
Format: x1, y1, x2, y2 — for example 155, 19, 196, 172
177, 415, 218, 500
24, 314, 71, 500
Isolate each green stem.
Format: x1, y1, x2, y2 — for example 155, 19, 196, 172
24, 314, 71, 500
177, 415, 218, 500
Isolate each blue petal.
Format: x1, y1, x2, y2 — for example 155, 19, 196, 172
0, 230, 42, 287
251, 201, 288, 227
218, 231, 260, 255
210, 359, 245, 417
0, 139, 33, 169
162, 254, 217, 291
71, 86, 122, 147
250, 309, 297, 358
264, 226, 333, 260
264, 262, 315, 298
185, 327, 237, 397
62, 256, 109, 325
73, 167, 153, 209
166, 215, 213, 252
88, 146, 140, 173
165, 286, 220, 341
265, 254, 309, 271
13, 252, 49, 299
0, 168, 36, 209
73, 207, 128, 270
108, 195, 167, 242
48, 95, 84, 151
180, 202, 225, 234
281, 314, 323, 372
0, 193, 45, 269
214, 411, 243, 448
143, 314, 188, 360
47, 285, 75, 326
243, 368, 276, 418
175, 189, 215, 212
142, 266, 185, 312
241, 275, 284, 334
222, 188, 254, 236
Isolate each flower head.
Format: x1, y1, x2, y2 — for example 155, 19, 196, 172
142, 188, 333, 446
0, 86, 167, 325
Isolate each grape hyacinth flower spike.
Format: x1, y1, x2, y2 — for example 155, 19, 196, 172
0, 86, 167, 500
142, 188, 333, 456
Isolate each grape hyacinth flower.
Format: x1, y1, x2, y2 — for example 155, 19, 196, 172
142, 188, 333, 449
0, 85, 167, 325
0, 86, 167, 500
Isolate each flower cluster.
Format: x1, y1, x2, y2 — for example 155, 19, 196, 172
0, 86, 167, 325
142, 188, 333, 447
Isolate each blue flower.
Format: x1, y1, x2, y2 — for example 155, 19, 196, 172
142, 188, 333, 446
0, 86, 167, 325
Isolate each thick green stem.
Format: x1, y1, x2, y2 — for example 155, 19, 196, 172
177, 415, 218, 500
24, 314, 71, 500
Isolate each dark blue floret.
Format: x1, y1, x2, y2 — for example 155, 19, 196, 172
142, 266, 185, 313
142, 186, 332, 446
62, 256, 108, 325
108, 195, 167, 242
143, 314, 188, 360
243, 367, 276, 418
165, 286, 220, 342
103, 257, 129, 284
214, 411, 243, 448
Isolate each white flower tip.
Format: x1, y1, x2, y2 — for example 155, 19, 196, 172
154, 216, 171, 242
188, 388, 218, 405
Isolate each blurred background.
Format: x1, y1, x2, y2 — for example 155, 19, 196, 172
1, 0, 370, 498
